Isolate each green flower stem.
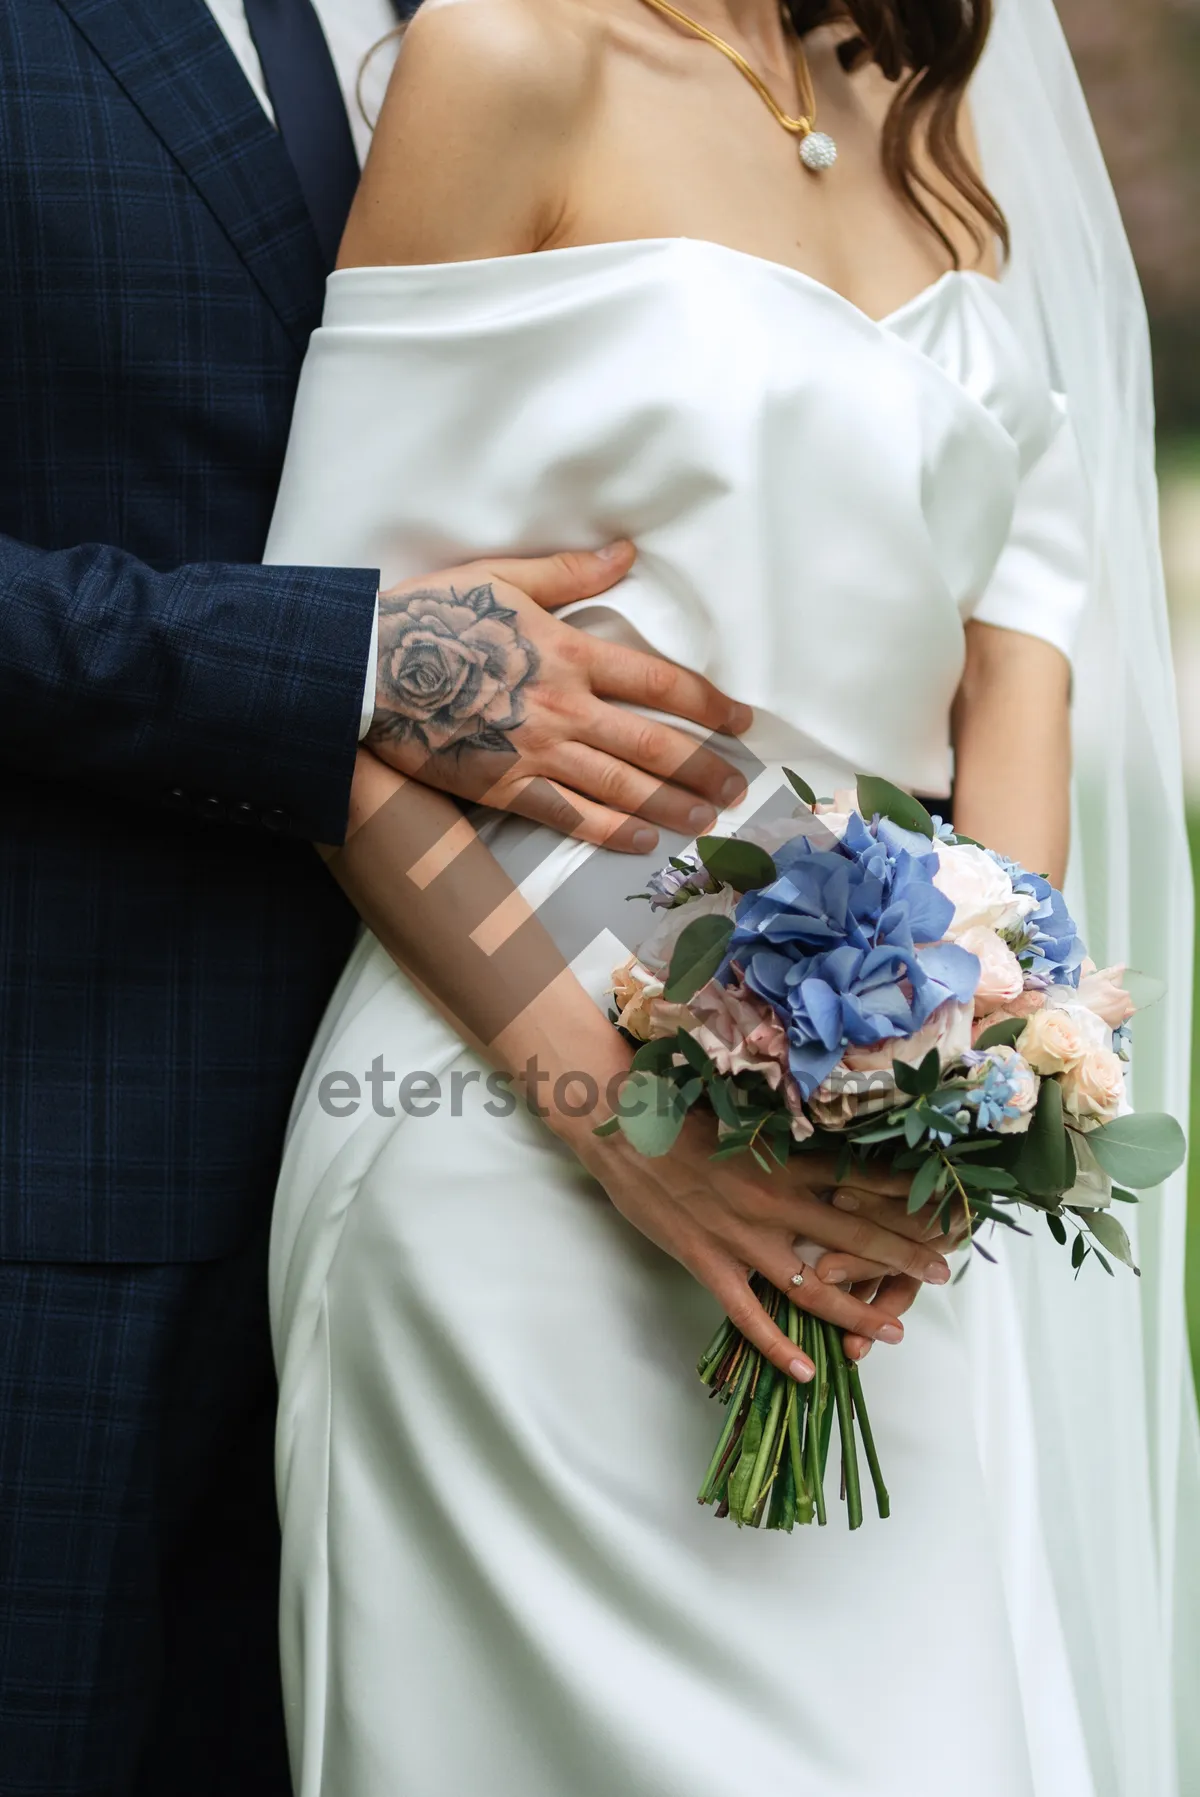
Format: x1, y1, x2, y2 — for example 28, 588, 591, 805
805, 1316, 828, 1527
758, 1393, 792, 1528
785, 1304, 814, 1524
827, 1328, 863, 1531
697, 1315, 737, 1384
697, 1353, 755, 1505
746, 1363, 789, 1521
849, 1363, 890, 1520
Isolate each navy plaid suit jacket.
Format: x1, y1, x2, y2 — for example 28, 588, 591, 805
0, 0, 383, 1262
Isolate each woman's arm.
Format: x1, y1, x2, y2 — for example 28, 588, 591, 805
951, 621, 1072, 885
320, 5, 953, 1373
326, 751, 955, 1377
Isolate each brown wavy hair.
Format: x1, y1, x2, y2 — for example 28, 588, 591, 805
787, 0, 1008, 264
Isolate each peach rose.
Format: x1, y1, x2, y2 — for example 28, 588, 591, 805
1076, 962, 1137, 1029
955, 925, 1025, 1018
1060, 1048, 1127, 1126
610, 957, 666, 1042
689, 976, 814, 1140
1016, 1002, 1109, 1076
809, 1066, 902, 1130
843, 998, 974, 1073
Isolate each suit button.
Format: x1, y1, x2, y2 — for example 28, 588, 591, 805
230, 802, 257, 827
197, 796, 226, 823
261, 808, 287, 832
164, 786, 189, 812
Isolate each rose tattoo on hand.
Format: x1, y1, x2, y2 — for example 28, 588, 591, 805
369, 582, 540, 757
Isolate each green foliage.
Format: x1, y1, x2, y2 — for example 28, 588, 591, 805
614, 1071, 686, 1157
892, 1049, 940, 1098
1010, 1079, 1073, 1198
782, 767, 817, 807
853, 774, 935, 839
695, 836, 776, 892
663, 914, 734, 1002
1082, 1207, 1140, 1275
1086, 1112, 1187, 1190
973, 1017, 1028, 1051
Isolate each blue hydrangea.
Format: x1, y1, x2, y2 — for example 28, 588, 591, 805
723, 814, 981, 1097
992, 854, 1084, 988
962, 1047, 1032, 1133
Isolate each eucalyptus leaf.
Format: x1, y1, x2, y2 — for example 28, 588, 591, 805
1010, 1079, 1071, 1198
906, 1155, 941, 1213
1085, 1112, 1187, 1190
696, 835, 776, 893
1110, 1187, 1139, 1205
630, 1036, 680, 1074
1071, 1232, 1087, 1271
615, 1071, 686, 1157
1046, 1212, 1067, 1246
1119, 970, 1167, 1013
1084, 1208, 1140, 1274
854, 775, 935, 840
953, 1164, 1020, 1192
664, 914, 735, 1003
676, 1031, 715, 1078
973, 1017, 1028, 1051
782, 767, 817, 808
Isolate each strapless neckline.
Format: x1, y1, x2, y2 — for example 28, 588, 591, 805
330, 235, 1000, 333
278, 229, 1080, 798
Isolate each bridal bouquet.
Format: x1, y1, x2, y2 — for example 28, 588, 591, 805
597, 774, 1185, 1532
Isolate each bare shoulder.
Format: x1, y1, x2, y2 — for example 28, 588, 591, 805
341, 0, 601, 267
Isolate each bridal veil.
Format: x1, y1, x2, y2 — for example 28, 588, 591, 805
973, 2, 1199, 1786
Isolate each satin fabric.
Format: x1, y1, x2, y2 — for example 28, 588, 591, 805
266, 245, 1109, 1796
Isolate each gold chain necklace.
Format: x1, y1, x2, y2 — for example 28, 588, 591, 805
636, 0, 838, 171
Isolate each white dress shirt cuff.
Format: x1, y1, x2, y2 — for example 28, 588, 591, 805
359, 596, 379, 741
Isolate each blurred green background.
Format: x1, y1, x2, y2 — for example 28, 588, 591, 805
1054, 0, 1200, 1370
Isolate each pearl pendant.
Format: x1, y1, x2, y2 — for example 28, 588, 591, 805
799, 131, 838, 172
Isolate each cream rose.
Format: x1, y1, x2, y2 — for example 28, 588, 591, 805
636, 886, 740, 977
954, 925, 1025, 1018
1016, 1001, 1109, 1076
933, 842, 1035, 939
1060, 1048, 1127, 1126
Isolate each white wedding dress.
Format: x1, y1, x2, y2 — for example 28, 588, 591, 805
264, 238, 1146, 1797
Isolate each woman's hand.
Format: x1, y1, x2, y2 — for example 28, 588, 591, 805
567, 1110, 953, 1385
817, 1181, 974, 1361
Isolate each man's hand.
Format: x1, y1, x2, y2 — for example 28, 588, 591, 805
365, 541, 752, 851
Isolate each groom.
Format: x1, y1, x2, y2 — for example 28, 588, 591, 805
0, 4, 749, 1793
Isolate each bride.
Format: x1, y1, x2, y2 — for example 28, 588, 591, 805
266, 0, 1200, 1791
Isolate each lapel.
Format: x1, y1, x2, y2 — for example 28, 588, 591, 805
54, 0, 328, 352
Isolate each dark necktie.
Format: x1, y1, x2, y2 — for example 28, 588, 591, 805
242, 0, 362, 269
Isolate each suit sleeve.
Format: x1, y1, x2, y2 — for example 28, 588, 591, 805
0, 531, 379, 845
